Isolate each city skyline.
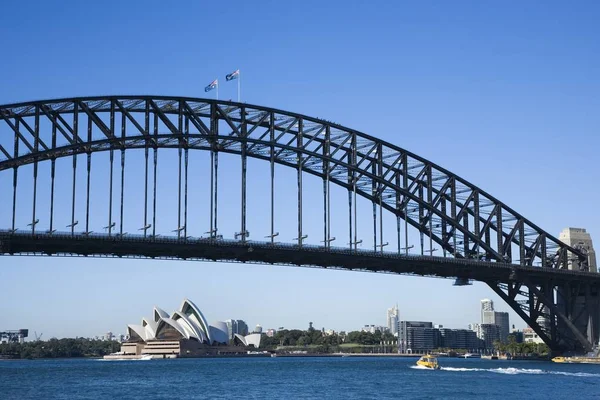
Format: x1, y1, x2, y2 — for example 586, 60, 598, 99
1, 1, 599, 339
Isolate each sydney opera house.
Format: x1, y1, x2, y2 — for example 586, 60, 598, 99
113, 298, 261, 359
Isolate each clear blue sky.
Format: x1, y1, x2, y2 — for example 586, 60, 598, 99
0, 1, 599, 339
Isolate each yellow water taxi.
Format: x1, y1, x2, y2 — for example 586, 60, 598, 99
552, 356, 600, 364
416, 355, 440, 369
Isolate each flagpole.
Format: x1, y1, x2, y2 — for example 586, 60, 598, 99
216, 83, 219, 101
238, 72, 241, 102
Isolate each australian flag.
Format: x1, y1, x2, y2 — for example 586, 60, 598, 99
226, 69, 240, 81
205, 79, 218, 92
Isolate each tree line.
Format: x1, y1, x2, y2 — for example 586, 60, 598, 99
260, 328, 397, 349
0, 338, 121, 359
493, 335, 550, 356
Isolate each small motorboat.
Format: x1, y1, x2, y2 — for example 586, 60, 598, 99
416, 355, 440, 370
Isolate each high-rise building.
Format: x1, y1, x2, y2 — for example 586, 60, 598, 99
559, 228, 597, 272
479, 299, 509, 343
479, 324, 501, 349
494, 312, 509, 342
387, 305, 399, 335
224, 319, 249, 340
481, 299, 494, 324
237, 320, 248, 336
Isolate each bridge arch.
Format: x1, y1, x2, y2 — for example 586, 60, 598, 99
0, 96, 585, 269
0, 96, 596, 354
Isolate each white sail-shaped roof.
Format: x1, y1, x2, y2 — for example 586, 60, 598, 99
210, 321, 229, 345
172, 311, 208, 343
128, 324, 147, 342
233, 333, 261, 348
125, 298, 247, 346
153, 306, 169, 322
142, 318, 158, 340
234, 333, 247, 346
179, 299, 212, 343
244, 333, 262, 348
155, 318, 188, 340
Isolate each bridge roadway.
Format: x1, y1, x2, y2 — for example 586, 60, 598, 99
1, 231, 598, 286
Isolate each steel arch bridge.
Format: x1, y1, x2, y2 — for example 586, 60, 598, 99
0, 95, 597, 354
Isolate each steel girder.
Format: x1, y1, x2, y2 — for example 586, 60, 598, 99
0, 96, 596, 353
0, 96, 587, 269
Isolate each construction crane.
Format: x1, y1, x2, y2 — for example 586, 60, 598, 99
34, 331, 43, 341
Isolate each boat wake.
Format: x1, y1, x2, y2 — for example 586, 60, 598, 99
410, 365, 433, 370
98, 356, 153, 361
438, 366, 600, 377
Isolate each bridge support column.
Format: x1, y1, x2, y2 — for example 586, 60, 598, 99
488, 276, 599, 354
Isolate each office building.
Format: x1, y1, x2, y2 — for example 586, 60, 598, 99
479, 299, 509, 343
361, 325, 387, 334
387, 305, 399, 335
438, 328, 480, 351
494, 312, 510, 342
523, 327, 544, 344
481, 299, 495, 324
398, 321, 434, 353
224, 319, 249, 340
479, 324, 501, 349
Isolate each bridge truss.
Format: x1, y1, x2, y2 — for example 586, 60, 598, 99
0, 96, 597, 353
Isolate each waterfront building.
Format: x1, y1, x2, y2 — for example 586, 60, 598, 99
387, 305, 399, 335
398, 321, 433, 353
266, 329, 276, 337
509, 330, 524, 343
361, 325, 387, 334
523, 327, 544, 344
233, 333, 261, 348
479, 324, 501, 349
438, 328, 480, 351
407, 327, 436, 352
118, 298, 260, 358
559, 228, 597, 272
254, 324, 263, 334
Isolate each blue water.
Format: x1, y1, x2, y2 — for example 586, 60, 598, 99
1, 357, 599, 399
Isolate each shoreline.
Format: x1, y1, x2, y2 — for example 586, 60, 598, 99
1, 353, 551, 361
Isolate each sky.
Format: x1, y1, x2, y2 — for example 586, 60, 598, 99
0, 0, 599, 339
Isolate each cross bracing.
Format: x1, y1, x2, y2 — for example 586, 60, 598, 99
0, 96, 597, 354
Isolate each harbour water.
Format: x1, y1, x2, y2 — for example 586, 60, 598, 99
1, 356, 599, 399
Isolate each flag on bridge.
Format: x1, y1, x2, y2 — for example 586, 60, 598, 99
226, 69, 240, 81
205, 79, 218, 92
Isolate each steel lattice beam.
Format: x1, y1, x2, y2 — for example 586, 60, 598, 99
0, 95, 596, 353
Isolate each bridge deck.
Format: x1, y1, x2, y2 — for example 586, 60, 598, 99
1, 231, 597, 285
